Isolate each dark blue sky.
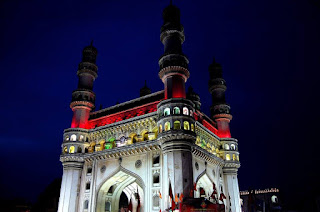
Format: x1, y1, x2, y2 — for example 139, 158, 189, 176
1, 0, 319, 205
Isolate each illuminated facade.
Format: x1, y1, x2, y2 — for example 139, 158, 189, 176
240, 188, 282, 211
58, 3, 241, 212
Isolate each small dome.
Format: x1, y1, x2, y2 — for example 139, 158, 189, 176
82, 41, 98, 63
208, 58, 223, 79
140, 80, 151, 97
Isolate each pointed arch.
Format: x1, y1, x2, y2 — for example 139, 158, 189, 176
195, 170, 216, 198
96, 166, 145, 212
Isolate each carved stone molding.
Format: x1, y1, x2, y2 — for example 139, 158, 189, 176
84, 140, 161, 162
192, 145, 224, 167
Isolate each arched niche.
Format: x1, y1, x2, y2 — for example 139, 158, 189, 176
96, 167, 145, 212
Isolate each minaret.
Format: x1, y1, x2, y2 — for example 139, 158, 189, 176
157, 3, 195, 209
209, 59, 241, 212
208, 58, 232, 138
57, 42, 98, 212
158, 1, 189, 99
70, 41, 98, 128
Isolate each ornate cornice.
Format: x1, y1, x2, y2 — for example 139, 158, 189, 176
158, 65, 190, 82
192, 145, 224, 167
70, 101, 94, 109
60, 155, 85, 163
213, 113, 232, 121
89, 113, 157, 140
64, 128, 89, 133
83, 140, 161, 162
223, 161, 241, 169
157, 131, 196, 143
160, 29, 185, 43
195, 122, 220, 142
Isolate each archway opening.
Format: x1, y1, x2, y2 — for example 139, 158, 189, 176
119, 192, 129, 211
195, 174, 214, 199
96, 171, 144, 212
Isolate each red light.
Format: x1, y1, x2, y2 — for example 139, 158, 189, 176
88, 101, 160, 129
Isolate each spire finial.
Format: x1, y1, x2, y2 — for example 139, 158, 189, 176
90, 40, 93, 46
144, 80, 147, 87
170, 0, 173, 5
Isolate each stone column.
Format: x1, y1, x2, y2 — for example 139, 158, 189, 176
58, 160, 84, 212
161, 137, 194, 202
223, 166, 241, 212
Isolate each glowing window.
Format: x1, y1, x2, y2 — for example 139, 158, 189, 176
225, 144, 230, 150
70, 134, 77, 141
233, 154, 236, 161
164, 122, 171, 131
69, 146, 75, 153
184, 121, 190, 130
230, 144, 236, 150
79, 135, 84, 141
173, 107, 180, 114
271, 195, 278, 203
226, 154, 231, 161
164, 108, 170, 116
190, 110, 193, 117
65, 136, 69, 141
159, 125, 162, 133
174, 121, 181, 130
63, 146, 68, 153
237, 155, 239, 161
183, 107, 189, 115
191, 123, 194, 131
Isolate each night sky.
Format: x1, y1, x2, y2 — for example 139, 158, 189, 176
1, 0, 320, 207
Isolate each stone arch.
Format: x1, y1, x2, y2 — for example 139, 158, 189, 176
128, 133, 138, 144
195, 170, 215, 198
96, 166, 145, 212
140, 129, 149, 141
